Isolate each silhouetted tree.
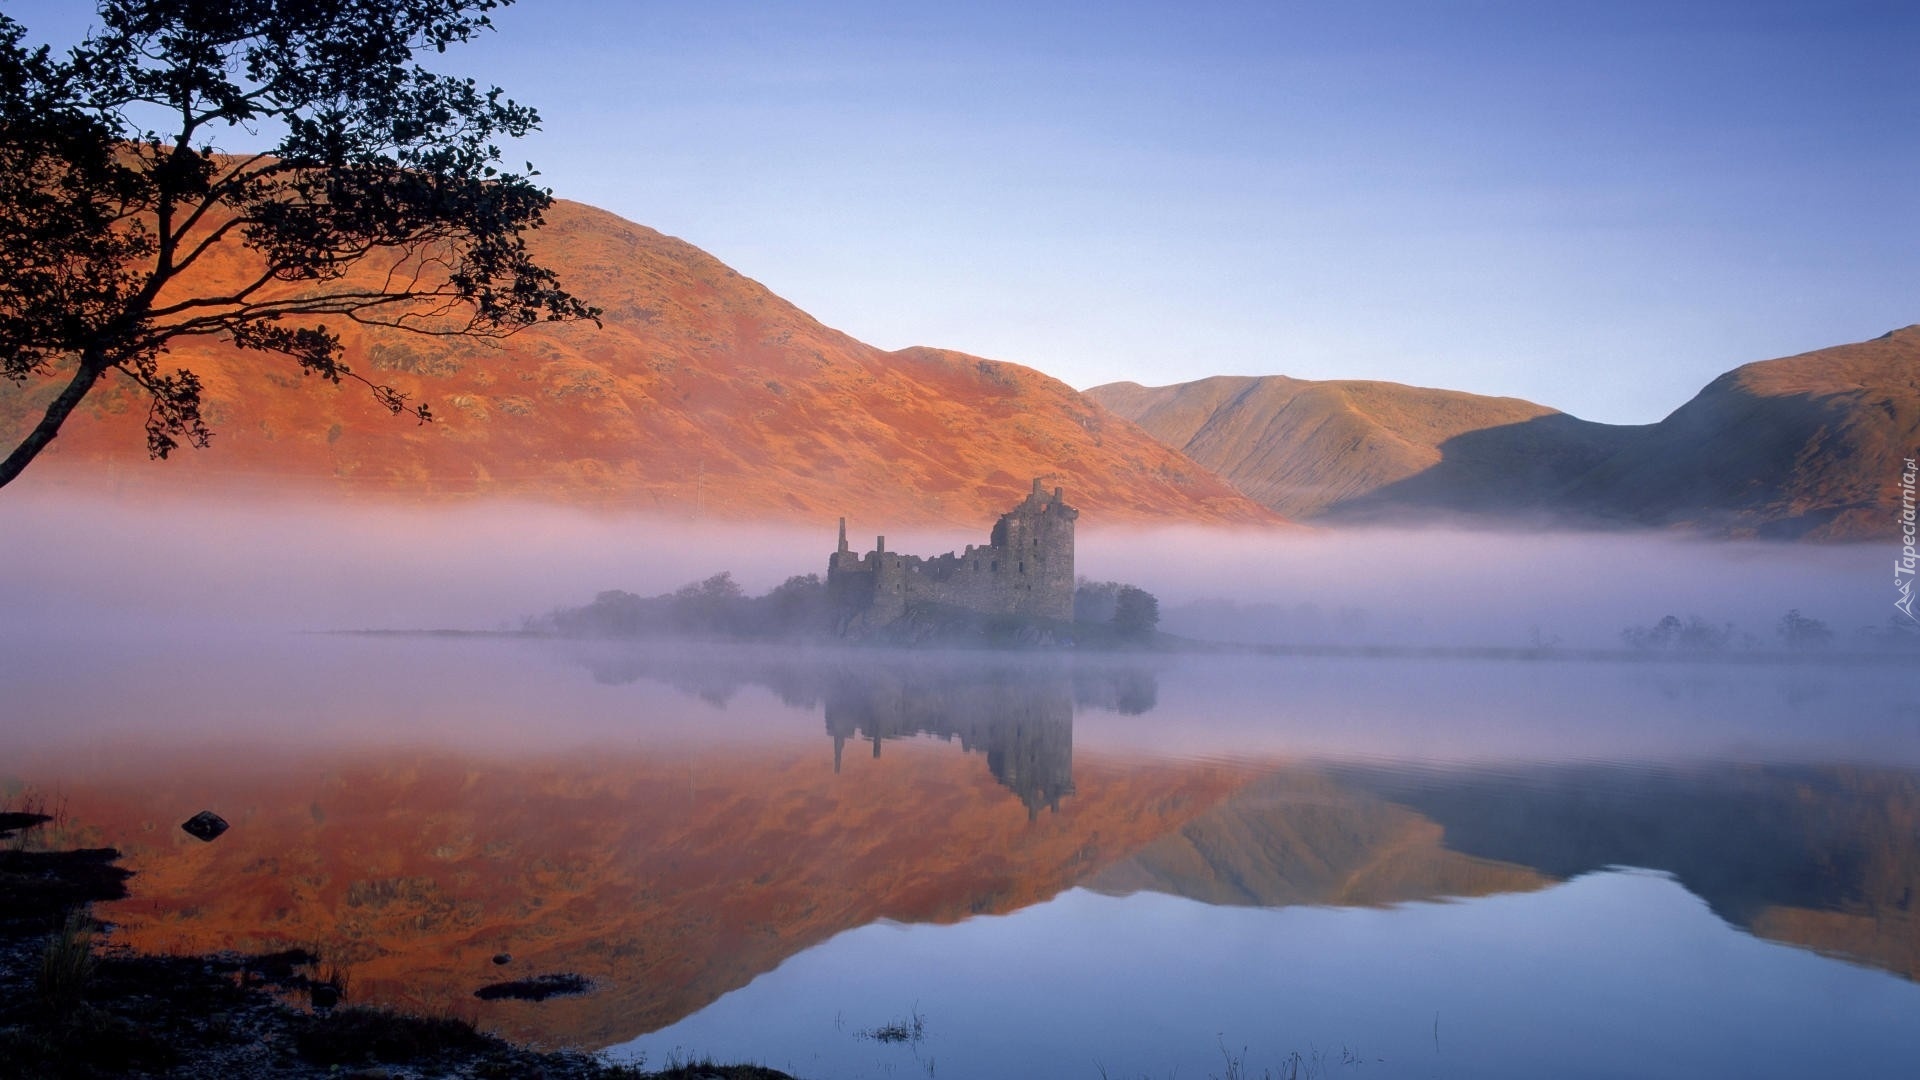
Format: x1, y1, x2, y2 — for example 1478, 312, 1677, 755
1074, 577, 1121, 624
1776, 609, 1833, 650
545, 588, 655, 637
670, 572, 746, 634
758, 573, 832, 637
1620, 613, 1735, 653
1111, 585, 1160, 641
0, 0, 596, 488
1622, 614, 1684, 651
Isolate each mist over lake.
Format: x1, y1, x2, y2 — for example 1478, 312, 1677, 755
3, 491, 1898, 648
4, 506, 1916, 1078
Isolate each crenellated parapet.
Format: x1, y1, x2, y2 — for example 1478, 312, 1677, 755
827, 479, 1077, 635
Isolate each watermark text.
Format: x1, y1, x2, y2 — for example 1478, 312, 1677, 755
1898, 457, 1917, 622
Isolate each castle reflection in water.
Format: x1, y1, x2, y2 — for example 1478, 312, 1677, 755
826, 667, 1079, 819
572, 645, 1158, 819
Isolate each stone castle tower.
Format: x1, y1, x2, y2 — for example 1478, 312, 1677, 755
828, 479, 1078, 634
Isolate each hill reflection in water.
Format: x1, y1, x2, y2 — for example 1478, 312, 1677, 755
3, 634, 1915, 1062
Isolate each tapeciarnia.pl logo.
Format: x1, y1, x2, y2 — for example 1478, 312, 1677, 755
1898, 457, 1918, 622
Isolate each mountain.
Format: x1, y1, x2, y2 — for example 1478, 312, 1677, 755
1557, 328, 1920, 539
1084, 375, 1635, 521
1088, 326, 1920, 538
0, 200, 1275, 528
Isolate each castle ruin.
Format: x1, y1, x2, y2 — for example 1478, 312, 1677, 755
828, 479, 1077, 635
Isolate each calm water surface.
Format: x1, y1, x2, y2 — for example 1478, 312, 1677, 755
4, 629, 1917, 1079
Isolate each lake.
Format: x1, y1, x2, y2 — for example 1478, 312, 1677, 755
4, 627, 1917, 1078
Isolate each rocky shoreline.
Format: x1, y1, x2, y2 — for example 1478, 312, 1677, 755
0, 813, 793, 1080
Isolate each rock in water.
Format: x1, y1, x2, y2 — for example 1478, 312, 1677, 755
181, 810, 229, 842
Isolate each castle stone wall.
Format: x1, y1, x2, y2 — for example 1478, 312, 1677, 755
828, 479, 1077, 635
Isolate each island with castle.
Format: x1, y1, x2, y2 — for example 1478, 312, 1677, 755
828, 478, 1078, 638
538, 478, 1159, 646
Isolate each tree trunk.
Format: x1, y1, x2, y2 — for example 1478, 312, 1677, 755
0, 356, 108, 489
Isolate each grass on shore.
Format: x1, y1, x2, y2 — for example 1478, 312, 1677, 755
35, 909, 95, 1019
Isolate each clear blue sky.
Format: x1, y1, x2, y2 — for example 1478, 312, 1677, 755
13, 1, 1918, 423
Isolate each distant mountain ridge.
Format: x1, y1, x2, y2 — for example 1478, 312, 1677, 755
0, 199, 1275, 529
1083, 375, 1632, 521
1089, 326, 1920, 539
7, 184, 1910, 538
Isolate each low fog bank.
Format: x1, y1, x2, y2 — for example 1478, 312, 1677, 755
9, 625, 1912, 775
0, 491, 830, 635
1082, 525, 1907, 651
0, 492, 1909, 651
1102, 652, 1920, 769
